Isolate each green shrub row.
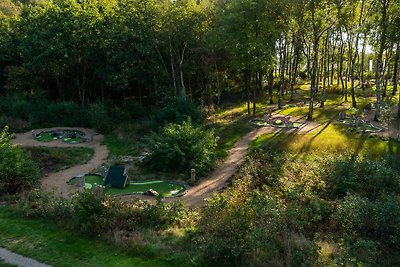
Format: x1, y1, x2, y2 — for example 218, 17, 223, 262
194, 150, 400, 266
15, 189, 193, 235
0, 127, 40, 194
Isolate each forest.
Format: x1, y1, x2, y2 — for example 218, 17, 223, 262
0, 0, 400, 266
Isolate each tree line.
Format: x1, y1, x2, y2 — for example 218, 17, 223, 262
0, 0, 399, 121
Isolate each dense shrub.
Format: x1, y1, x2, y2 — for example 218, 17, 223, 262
327, 155, 400, 199
0, 94, 90, 130
196, 183, 319, 266
88, 103, 113, 133
16, 189, 193, 235
144, 120, 218, 176
0, 127, 41, 194
155, 98, 204, 125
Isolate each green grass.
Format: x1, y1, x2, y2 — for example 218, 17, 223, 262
103, 132, 139, 158
0, 259, 15, 267
0, 207, 173, 267
77, 175, 185, 197
25, 147, 94, 174
35, 131, 58, 142
63, 137, 86, 144
251, 123, 400, 158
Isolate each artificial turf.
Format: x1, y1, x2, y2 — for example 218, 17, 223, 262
76, 175, 186, 197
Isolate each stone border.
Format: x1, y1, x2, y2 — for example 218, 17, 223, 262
35, 129, 86, 144
250, 117, 305, 129
339, 118, 383, 133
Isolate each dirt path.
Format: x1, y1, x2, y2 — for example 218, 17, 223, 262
12, 119, 319, 206
167, 116, 321, 208
0, 248, 51, 267
12, 127, 109, 197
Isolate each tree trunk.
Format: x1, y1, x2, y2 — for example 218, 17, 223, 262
307, 2, 319, 121
268, 69, 274, 104
278, 41, 285, 109
245, 71, 251, 115
178, 42, 187, 98
375, 0, 390, 121
361, 32, 367, 91
393, 43, 399, 96
321, 32, 329, 108
169, 35, 177, 97
339, 31, 346, 100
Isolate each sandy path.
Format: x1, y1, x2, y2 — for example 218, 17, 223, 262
12, 118, 319, 206
166, 116, 321, 208
0, 248, 51, 267
12, 127, 109, 197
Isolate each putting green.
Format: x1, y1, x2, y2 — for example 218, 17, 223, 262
63, 137, 86, 144
35, 129, 86, 143
35, 131, 58, 142
71, 175, 186, 197
341, 119, 383, 133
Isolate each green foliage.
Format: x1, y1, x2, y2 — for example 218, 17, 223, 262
144, 120, 218, 176
0, 94, 90, 130
327, 155, 400, 199
25, 147, 94, 174
196, 180, 319, 266
195, 149, 400, 265
155, 98, 205, 125
71, 190, 106, 234
88, 103, 113, 134
16, 189, 193, 234
0, 127, 40, 194
0, 207, 175, 267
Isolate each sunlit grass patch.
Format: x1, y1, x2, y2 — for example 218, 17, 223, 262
251, 123, 400, 158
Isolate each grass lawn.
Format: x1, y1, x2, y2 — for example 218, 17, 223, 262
251, 122, 400, 158
103, 132, 140, 158
0, 207, 173, 267
25, 147, 94, 174
77, 175, 186, 197
0, 259, 15, 267
35, 131, 58, 142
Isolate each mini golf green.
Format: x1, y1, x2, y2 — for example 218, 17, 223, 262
341, 119, 383, 133
70, 175, 186, 197
250, 119, 269, 127
35, 131, 58, 142
35, 129, 86, 144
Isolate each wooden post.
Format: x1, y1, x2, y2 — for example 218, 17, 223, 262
190, 169, 196, 185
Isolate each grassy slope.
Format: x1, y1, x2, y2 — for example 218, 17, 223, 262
25, 147, 94, 174
0, 208, 173, 267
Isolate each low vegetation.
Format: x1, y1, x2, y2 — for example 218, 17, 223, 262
0, 207, 174, 267
0, 128, 40, 195
25, 147, 94, 174
144, 120, 218, 177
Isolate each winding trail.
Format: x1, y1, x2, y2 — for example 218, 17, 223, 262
12, 127, 109, 197
172, 117, 320, 207
12, 118, 320, 206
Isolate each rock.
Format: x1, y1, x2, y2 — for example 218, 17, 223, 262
339, 112, 346, 120
144, 189, 159, 197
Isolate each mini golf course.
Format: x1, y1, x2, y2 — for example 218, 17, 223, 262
250, 117, 305, 129
35, 129, 86, 144
340, 118, 383, 133
68, 174, 186, 197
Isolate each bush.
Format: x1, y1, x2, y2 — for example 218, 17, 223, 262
144, 120, 218, 176
0, 127, 41, 194
89, 103, 113, 133
327, 156, 400, 199
155, 98, 204, 125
